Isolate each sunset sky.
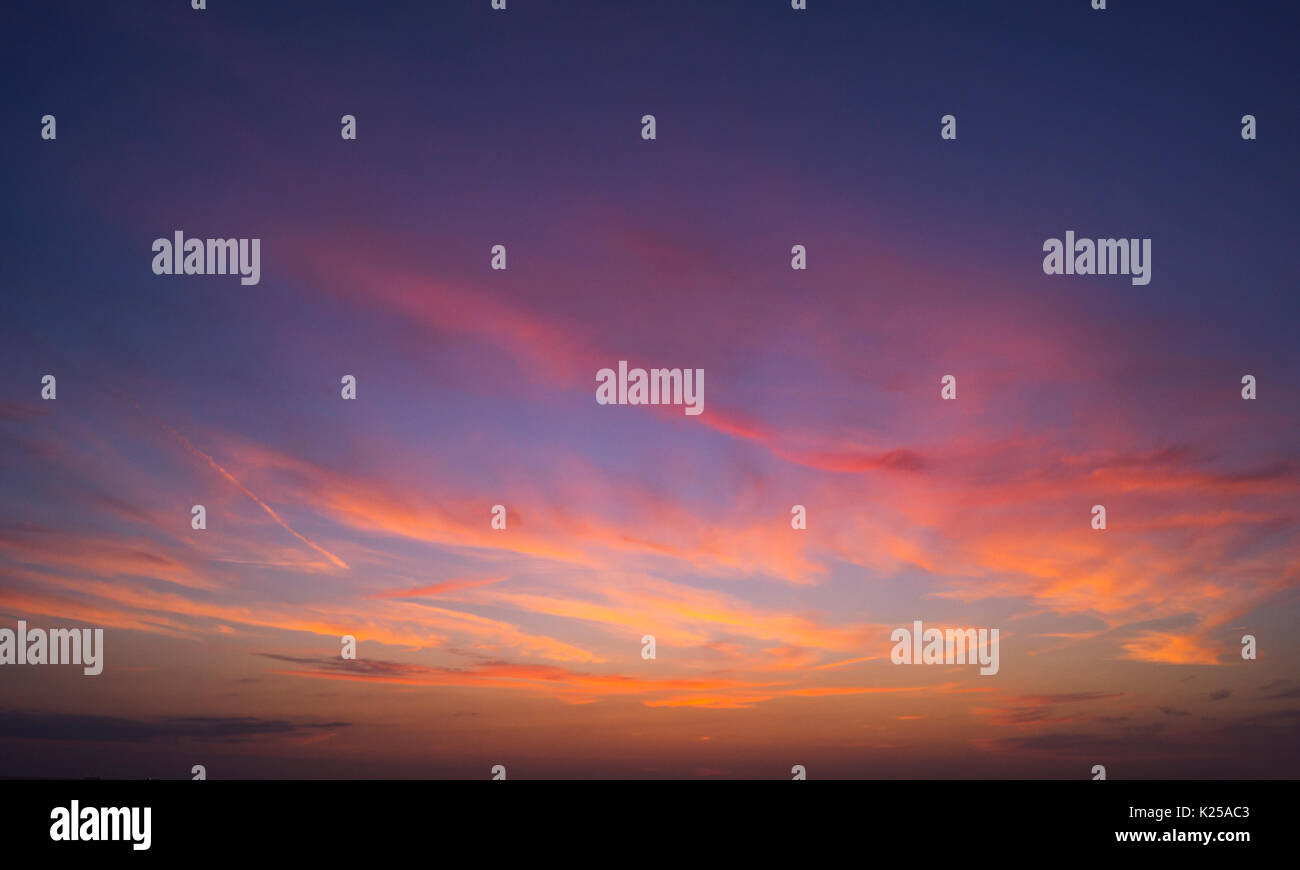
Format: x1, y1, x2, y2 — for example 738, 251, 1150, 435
2, 0, 1298, 778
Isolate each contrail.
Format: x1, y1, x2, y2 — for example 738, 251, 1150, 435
122, 395, 349, 570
